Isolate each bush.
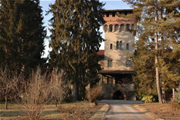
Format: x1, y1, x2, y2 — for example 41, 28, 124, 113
141, 95, 156, 103
175, 86, 180, 104
88, 85, 102, 105
18, 68, 66, 120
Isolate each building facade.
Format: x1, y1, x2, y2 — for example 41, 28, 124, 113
98, 9, 136, 100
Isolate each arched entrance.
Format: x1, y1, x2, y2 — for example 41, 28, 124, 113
113, 90, 124, 100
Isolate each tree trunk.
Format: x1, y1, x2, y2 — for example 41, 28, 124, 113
155, 14, 162, 104
55, 97, 57, 107
73, 81, 78, 101
172, 88, 175, 102
5, 96, 8, 109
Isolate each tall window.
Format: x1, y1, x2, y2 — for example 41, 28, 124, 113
109, 25, 113, 32
126, 24, 130, 31
110, 44, 112, 49
116, 41, 119, 49
108, 60, 112, 67
126, 43, 129, 50
114, 24, 119, 32
120, 24, 124, 32
120, 41, 122, 49
104, 25, 108, 32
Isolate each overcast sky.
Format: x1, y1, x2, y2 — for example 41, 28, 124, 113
39, 0, 131, 58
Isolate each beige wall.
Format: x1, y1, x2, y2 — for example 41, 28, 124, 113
103, 13, 135, 71
104, 31, 134, 70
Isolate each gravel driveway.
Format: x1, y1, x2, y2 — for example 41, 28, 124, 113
100, 100, 153, 120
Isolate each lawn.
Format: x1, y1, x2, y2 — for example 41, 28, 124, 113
139, 103, 180, 120
0, 101, 104, 120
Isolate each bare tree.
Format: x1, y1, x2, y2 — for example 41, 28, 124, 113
19, 68, 50, 119
0, 67, 19, 109
49, 68, 69, 107
18, 67, 67, 120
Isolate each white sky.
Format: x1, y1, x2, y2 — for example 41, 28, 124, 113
40, 0, 131, 58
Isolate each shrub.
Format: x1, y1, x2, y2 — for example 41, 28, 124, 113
0, 67, 20, 109
141, 95, 156, 103
175, 86, 180, 104
88, 85, 102, 105
18, 68, 66, 120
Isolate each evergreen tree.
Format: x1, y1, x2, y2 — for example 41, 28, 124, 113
124, 0, 180, 103
49, 0, 105, 101
0, 0, 46, 75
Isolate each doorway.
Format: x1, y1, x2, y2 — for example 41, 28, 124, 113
113, 90, 124, 100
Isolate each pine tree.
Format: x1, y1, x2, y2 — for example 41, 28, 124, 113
124, 0, 180, 103
49, 0, 105, 101
0, 0, 46, 75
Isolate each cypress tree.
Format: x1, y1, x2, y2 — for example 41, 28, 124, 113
49, 0, 105, 101
124, 0, 180, 103
0, 0, 46, 75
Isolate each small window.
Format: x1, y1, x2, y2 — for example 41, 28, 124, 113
110, 44, 112, 49
108, 60, 112, 67
120, 41, 122, 49
120, 24, 124, 32
126, 43, 129, 50
109, 25, 113, 32
104, 25, 108, 32
126, 60, 131, 67
114, 24, 119, 32
116, 41, 119, 49
126, 24, 130, 31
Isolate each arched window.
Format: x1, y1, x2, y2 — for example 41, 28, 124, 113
109, 25, 113, 32
104, 25, 108, 32
110, 44, 112, 49
120, 24, 124, 32
120, 41, 122, 49
114, 24, 119, 32
131, 24, 134, 30
116, 41, 119, 49
126, 24, 130, 31
126, 43, 129, 50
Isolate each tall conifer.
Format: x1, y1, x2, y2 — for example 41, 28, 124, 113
49, 0, 105, 101
0, 0, 46, 75
124, 0, 180, 103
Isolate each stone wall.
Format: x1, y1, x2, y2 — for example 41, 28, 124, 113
101, 84, 136, 100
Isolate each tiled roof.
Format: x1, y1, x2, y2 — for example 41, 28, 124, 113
97, 50, 104, 56
104, 9, 133, 12
99, 70, 134, 74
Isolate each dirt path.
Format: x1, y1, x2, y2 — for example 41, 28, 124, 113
100, 100, 153, 120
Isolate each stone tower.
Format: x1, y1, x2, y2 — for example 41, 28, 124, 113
103, 9, 135, 71
98, 9, 136, 100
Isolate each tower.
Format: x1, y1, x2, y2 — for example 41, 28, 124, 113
98, 9, 136, 100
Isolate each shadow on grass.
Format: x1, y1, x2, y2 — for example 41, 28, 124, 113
0, 111, 25, 117
0, 109, 60, 118
43, 109, 59, 115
